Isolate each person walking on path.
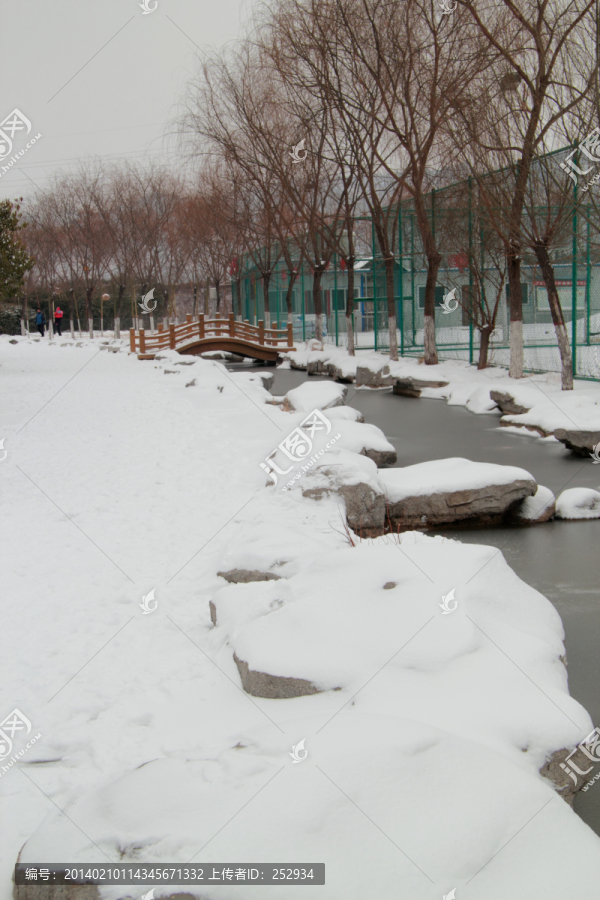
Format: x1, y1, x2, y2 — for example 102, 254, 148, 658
35, 308, 45, 337
54, 306, 64, 336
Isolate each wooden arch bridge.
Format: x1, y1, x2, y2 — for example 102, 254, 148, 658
130, 313, 295, 362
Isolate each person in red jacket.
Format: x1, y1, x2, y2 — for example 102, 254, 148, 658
54, 305, 64, 336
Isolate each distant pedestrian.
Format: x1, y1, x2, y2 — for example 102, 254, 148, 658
35, 308, 45, 337
54, 306, 64, 336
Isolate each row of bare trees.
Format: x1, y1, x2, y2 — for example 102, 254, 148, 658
17, 0, 600, 386
22, 162, 244, 337
178, 0, 598, 387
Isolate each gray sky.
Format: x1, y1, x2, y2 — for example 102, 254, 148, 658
0, 0, 253, 200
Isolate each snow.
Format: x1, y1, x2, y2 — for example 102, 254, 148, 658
517, 485, 556, 521
1, 335, 600, 899
378, 458, 535, 501
501, 389, 600, 434
555, 488, 600, 520
323, 419, 395, 460
283, 380, 347, 411
322, 406, 364, 423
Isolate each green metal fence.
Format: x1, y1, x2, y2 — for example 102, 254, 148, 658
239, 153, 600, 381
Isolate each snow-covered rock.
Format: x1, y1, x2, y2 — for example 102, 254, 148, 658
490, 389, 534, 415
324, 406, 365, 423
356, 364, 395, 387
554, 428, 600, 456
379, 458, 537, 529
392, 375, 450, 397
511, 485, 556, 524
282, 380, 347, 412
298, 448, 387, 534
332, 419, 397, 467
555, 488, 600, 520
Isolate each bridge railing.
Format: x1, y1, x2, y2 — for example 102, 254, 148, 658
129, 313, 294, 355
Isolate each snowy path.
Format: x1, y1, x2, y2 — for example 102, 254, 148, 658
1, 341, 289, 893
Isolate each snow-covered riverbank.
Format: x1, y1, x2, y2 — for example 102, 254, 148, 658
2, 336, 600, 899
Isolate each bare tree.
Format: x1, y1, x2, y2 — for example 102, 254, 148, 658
457, 0, 596, 378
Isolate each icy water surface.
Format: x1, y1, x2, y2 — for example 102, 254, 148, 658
231, 360, 600, 835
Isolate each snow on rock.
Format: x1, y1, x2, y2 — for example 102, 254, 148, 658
18, 535, 598, 896
555, 488, 600, 520
501, 390, 600, 445
324, 405, 364, 423
554, 428, 600, 456
295, 447, 386, 533
490, 388, 537, 415
329, 419, 397, 467
356, 363, 396, 387
282, 380, 348, 412
378, 458, 537, 529
511, 485, 556, 524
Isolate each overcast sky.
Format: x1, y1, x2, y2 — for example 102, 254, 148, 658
0, 0, 254, 201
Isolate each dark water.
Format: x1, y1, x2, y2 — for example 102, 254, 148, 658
230, 360, 600, 834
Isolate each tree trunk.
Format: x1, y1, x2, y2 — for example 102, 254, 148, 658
86, 287, 93, 337
68, 288, 75, 338
533, 243, 573, 389
284, 272, 296, 323
346, 260, 355, 356
384, 255, 398, 361
263, 272, 271, 329
73, 290, 82, 337
20, 294, 27, 335
313, 268, 324, 342
422, 258, 440, 365
478, 325, 491, 369
115, 283, 125, 339
215, 282, 221, 314
507, 251, 524, 379
412, 195, 439, 365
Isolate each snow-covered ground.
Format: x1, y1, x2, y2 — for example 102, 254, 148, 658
2, 335, 600, 900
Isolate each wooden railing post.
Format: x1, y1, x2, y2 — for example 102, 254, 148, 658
169, 323, 176, 349
229, 313, 235, 336
129, 328, 136, 352
287, 322, 294, 347
258, 320, 264, 345
139, 328, 146, 354
199, 314, 205, 339
186, 313, 192, 324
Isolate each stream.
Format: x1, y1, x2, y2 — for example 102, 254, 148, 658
230, 360, 600, 836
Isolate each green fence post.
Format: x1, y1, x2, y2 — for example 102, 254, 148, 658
411, 214, 416, 345
572, 180, 578, 378
586, 204, 591, 346
372, 218, 378, 351
334, 251, 339, 346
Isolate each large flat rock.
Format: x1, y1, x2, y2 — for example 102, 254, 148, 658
356, 365, 396, 387
234, 652, 323, 698
490, 389, 532, 415
379, 458, 537, 529
392, 377, 449, 398
554, 428, 600, 456
282, 380, 347, 412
